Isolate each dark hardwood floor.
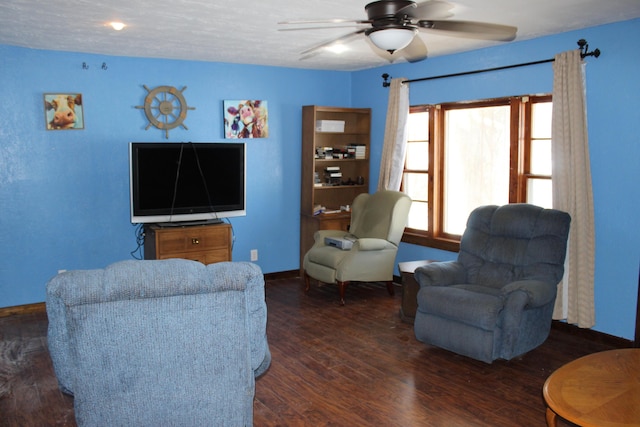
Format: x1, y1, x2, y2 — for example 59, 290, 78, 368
0, 277, 628, 426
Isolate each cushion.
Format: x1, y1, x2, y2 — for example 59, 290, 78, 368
417, 285, 503, 331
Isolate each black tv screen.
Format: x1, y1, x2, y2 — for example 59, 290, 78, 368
129, 142, 246, 224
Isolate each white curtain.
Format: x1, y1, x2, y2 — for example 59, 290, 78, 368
551, 49, 596, 328
377, 78, 409, 191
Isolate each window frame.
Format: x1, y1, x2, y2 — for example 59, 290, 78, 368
401, 94, 552, 252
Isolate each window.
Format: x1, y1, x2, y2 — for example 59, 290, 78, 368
402, 95, 552, 251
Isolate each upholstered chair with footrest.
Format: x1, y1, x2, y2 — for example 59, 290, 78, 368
303, 190, 411, 305
414, 204, 571, 363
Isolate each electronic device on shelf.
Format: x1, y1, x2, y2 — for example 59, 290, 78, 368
129, 142, 246, 224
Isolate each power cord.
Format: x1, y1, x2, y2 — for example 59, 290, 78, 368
130, 223, 145, 260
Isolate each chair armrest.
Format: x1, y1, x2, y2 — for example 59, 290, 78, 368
356, 238, 394, 251
501, 279, 557, 307
414, 261, 466, 287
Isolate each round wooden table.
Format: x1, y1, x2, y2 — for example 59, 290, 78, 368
543, 348, 640, 427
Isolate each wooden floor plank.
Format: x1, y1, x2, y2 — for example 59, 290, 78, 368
0, 277, 626, 426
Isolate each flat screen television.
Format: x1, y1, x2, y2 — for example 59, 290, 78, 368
129, 142, 246, 224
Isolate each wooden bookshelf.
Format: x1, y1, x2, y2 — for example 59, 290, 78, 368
299, 106, 370, 274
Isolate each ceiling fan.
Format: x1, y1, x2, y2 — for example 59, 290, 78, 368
279, 0, 517, 63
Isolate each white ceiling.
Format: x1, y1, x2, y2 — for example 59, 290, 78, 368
1, 0, 639, 71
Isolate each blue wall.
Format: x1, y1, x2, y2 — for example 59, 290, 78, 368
353, 19, 640, 340
0, 45, 352, 307
1, 18, 638, 341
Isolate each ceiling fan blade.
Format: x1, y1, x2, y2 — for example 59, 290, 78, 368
279, 24, 368, 32
278, 18, 370, 25
419, 20, 517, 41
400, 35, 429, 62
405, 0, 454, 20
300, 30, 366, 57
370, 47, 395, 63
278, 18, 370, 34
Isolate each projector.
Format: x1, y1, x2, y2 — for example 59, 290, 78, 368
324, 236, 355, 250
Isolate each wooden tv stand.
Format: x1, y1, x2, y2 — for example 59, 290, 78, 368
144, 222, 232, 265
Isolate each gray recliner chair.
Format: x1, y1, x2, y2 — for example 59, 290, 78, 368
303, 190, 411, 305
414, 204, 571, 363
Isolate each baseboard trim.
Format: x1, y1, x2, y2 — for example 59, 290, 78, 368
264, 269, 299, 281
551, 320, 633, 348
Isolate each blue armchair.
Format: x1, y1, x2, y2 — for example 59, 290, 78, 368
46, 259, 270, 426
414, 204, 570, 363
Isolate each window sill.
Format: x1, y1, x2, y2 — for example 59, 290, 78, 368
401, 231, 460, 253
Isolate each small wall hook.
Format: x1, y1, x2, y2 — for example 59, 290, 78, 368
81, 61, 109, 70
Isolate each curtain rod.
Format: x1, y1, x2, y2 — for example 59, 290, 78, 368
382, 39, 600, 87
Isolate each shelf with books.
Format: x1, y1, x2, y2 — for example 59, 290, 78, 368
300, 105, 371, 274
314, 184, 367, 190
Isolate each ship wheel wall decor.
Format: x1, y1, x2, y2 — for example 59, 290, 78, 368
135, 85, 195, 138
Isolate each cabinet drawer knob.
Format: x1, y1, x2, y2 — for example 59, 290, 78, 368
191, 238, 200, 245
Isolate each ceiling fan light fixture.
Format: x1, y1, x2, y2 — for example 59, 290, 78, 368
108, 21, 126, 31
368, 27, 417, 52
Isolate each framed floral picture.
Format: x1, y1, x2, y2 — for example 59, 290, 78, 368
224, 100, 268, 139
44, 93, 84, 130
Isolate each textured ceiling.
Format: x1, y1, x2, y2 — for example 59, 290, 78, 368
0, 0, 639, 71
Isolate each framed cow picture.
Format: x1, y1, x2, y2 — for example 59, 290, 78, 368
223, 100, 268, 139
44, 93, 84, 130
